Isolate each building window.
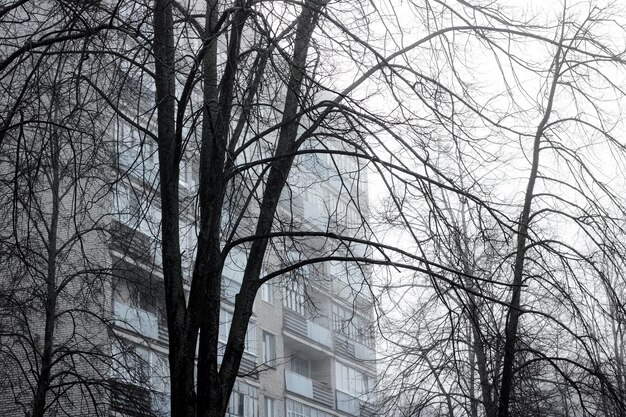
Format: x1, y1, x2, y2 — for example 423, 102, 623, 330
219, 309, 232, 343
219, 309, 257, 356
332, 304, 373, 347
265, 397, 276, 417
262, 331, 276, 367
286, 399, 333, 417
346, 206, 360, 227
111, 342, 169, 393
222, 276, 239, 303
246, 321, 257, 356
224, 248, 247, 284
283, 281, 305, 315
118, 119, 141, 151
227, 382, 258, 417
180, 158, 198, 189
329, 260, 348, 282
291, 356, 310, 378
335, 360, 370, 397
260, 281, 274, 305
113, 184, 161, 239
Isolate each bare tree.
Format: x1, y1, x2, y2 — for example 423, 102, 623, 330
0, 2, 164, 416
373, 2, 626, 417
5, 2, 626, 417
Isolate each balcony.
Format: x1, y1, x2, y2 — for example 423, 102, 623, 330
303, 202, 327, 230
308, 321, 333, 348
285, 370, 334, 408
301, 265, 331, 293
336, 391, 360, 416
118, 148, 159, 188
152, 392, 171, 417
221, 276, 239, 304
216, 343, 258, 379
110, 380, 152, 417
157, 320, 169, 344
283, 309, 332, 349
238, 353, 258, 378
110, 380, 170, 417
113, 300, 158, 340
354, 341, 376, 362
336, 391, 377, 417
331, 278, 373, 310
334, 333, 376, 366
109, 220, 154, 265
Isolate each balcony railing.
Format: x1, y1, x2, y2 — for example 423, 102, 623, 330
286, 369, 313, 398
285, 370, 334, 408
354, 340, 376, 362
152, 392, 171, 417
110, 220, 154, 265
283, 309, 332, 349
109, 380, 170, 417
336, 391, 360, 416
158, 320, 169, 344
238, 353, 258, 378
334, 333, 376, 366
113, 300, 159, 340
216, 343, 258, 379
330, 278, 372, 310
110, 380, 152, 417
301, 266, 331, 292
307, 321, 333, 348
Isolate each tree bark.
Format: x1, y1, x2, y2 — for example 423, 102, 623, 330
153, 1, 194, 416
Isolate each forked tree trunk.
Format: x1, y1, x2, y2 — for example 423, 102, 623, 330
153, 1, 328, 416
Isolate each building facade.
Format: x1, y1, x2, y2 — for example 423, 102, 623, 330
108, 121, 377, 417
0, 2, 377, 416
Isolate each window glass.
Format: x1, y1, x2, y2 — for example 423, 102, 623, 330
286, 400, 333, 417
219, 309, 232, 343
224, 248, 247, 283
228, 382, 258, 417
260, 281, 274, 305
283, 281, 305, 315
262, 332, 276, 366
246, 322, 257, 356
291, 356, 310, 378
219, 309, 257, 356
335, 360, 371, 396
265, 398, 275, 417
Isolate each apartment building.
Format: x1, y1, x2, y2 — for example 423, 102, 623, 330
108, 117, 378, 417
0, 2, 377, 416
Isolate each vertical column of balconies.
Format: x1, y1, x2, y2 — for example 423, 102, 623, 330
280, 261, 378, 417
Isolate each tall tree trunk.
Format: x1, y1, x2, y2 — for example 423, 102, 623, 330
32, 128, 60, 417
154, 0, 328, 415
194, 0, 248, 414
496, 45, 562, 417
153, 1, 193, 416
210, 1, 328, 416
471, 305, 496, 417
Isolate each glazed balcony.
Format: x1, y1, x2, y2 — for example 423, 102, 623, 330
336, 391, 376, 417
113, 300, 158, 340
283, 308, 332, 349
334, 333, 376, 368
109, 380, 170, 417
330, 278, 373, 311
284, 370, 334, 409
